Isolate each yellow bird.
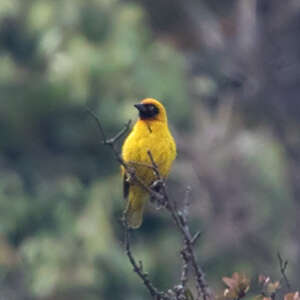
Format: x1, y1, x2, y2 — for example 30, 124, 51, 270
121, 98, 177, 228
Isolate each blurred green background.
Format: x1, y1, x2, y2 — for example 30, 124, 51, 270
1, 0, 300, 299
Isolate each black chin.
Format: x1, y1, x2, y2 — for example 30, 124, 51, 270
134, 103, 159, 119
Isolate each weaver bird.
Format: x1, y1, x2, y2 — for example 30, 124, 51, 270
121, 98, 176, 228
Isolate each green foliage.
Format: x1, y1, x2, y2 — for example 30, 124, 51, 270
0, 0, 190, 299
0, 0, 297, 299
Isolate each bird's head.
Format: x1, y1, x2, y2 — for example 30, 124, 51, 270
134, 98, 167, 123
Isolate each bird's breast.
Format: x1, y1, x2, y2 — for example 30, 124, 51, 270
122, 120, 176, 183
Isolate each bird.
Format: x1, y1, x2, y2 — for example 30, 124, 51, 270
121, 98, 177, 229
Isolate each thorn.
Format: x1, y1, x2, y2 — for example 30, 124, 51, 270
191, 231, 202, 245
139, 260, 144, 271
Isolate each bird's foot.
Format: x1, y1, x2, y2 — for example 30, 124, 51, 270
150, 179, 167, 209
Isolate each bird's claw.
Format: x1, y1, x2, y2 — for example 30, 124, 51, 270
150, 179, 167, 209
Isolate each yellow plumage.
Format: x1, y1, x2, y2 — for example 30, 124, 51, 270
121, 98, 176, 228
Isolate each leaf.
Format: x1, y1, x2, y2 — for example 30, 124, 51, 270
222, 272, 250, 299
285, 292, 300, 300
254, 297, 272, 300
258, 274, 280, 297
266, 281, 280, 295
258, 274, 270, 285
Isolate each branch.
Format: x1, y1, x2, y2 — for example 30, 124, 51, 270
86, 106, 131, 164
277, 252, 291, 290
147, 150, 161, 178
123, 219, 167, 299
147, 152, 213, 300
180, 188, 192, 289
180, 247, 190, 289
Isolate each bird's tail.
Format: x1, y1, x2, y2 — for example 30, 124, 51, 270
125, 188, 146, 229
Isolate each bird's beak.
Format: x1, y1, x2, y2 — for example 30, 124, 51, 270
134, 103, 145, 112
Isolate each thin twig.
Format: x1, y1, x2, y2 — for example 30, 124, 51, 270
123, 219, 167, 299
147, 150, 161, 178
180, 248, 190, 289
182, 187, 192, 222
86, 107, 108, 141
166, 192, 210, 300
277, 252, 291, 290
146, 151, 213, 300
180, 188, 192, 290
191, 231, 202, 245
86, 106, 131, 162
129, 160, 158, 171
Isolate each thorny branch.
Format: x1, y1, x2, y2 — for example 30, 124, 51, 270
123, 218, 168, 299
88, 109, 214, 300
160, 183, 212, 300
146, 149, 212, 300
